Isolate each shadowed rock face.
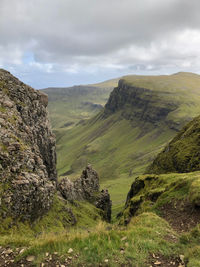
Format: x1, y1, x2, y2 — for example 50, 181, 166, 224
58, 165, 112, 222
0, 69, 57, 221
104, 79, 177, 127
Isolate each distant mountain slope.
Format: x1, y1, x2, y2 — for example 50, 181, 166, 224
147, 114, 200, 174
42, 78, 119, 130
50, 72, 200, 206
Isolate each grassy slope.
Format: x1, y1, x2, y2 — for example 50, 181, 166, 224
148, 114, 200, 174
1, 172, 200, 266
122, 72, 200, 125
119, 171, 200, 267
42, 78, 119, 129
55, 72, 200, 208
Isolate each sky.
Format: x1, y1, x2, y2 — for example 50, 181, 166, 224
1, 0, 200, 89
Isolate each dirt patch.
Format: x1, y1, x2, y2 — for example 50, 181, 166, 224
0, 246, 78, 267
160, 200, 200, 233
148, 253, 185, 267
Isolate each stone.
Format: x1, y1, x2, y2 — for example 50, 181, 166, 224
0, 69, 57, 221
68, 248, 73, 253
96, 189, 112, 222
26, 255, 35, 262
58, 165, 112, 222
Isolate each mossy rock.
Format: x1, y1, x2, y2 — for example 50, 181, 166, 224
120, 172, 200, 225
147, 115, 200, 174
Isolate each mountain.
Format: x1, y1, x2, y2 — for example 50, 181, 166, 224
1, 69, 200, 266
42, 78, 119, 130
54, 72, 200, 207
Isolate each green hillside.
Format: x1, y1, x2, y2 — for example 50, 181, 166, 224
148, 114, 200, 174
42, 78, 119, 130
54, 72, 200, 207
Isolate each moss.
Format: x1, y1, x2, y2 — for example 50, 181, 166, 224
189, 178, 200, 206
0, 142, 8, 152
120, 172, 200, 224
0, 105, 6, 113
148, 115, 200, 174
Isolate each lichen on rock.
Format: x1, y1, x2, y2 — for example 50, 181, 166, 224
0, 69, 57, 221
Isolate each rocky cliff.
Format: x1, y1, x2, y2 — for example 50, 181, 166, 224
0, 69, 57, 221
104, 79, 178, 129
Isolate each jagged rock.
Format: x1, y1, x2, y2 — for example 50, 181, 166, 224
0, 69, 57, 221
96, 189, 112, 222
58, 165, 112, 222
58, 164, 99, 202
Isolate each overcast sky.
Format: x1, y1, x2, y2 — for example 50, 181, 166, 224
1, 0, 200, 88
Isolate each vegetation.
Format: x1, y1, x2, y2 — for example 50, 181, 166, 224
148, 114, 200, 174
42, 78, 118, 129
49, 72, 200, 206
1, 73, 200, 265
0, 213, 184, 266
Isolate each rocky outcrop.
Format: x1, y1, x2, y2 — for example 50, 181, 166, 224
96, 189, 112, 222
58, 164, 112, 222
0, 69, 57, 221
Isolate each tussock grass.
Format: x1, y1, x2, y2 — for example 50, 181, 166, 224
10, 213, 182, 266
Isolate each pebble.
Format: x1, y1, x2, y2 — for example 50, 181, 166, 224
154, 261, 161, 265
68, 248, 73, 253
19, 248, 25, 254
26, 255, 35, 262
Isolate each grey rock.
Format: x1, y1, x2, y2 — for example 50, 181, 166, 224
0, 69, 57, 221
58, 165, 112, 222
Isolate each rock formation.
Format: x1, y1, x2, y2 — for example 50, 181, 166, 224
104, 79, 178, 128
0, 69, 57, 221
58, 164, 112, 222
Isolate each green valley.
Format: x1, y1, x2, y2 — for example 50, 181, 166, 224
43, 78, 119, 130
45, 72, 200, 208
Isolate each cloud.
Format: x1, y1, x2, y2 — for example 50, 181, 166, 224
0, 0, 200, 87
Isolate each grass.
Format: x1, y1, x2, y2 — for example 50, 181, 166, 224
1, 172, 200, 266
120, 171, 200, 224
1, 213, 183, 267
42, 78, 118, 129
48, 72, 200, 208
0, 194, 102, 236
56, 112, 175, 206
148, 114, 200, 174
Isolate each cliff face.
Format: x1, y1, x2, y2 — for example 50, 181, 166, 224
0, 69, 57, 221
147, 115, 200, 174
104, 79, 178, 128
